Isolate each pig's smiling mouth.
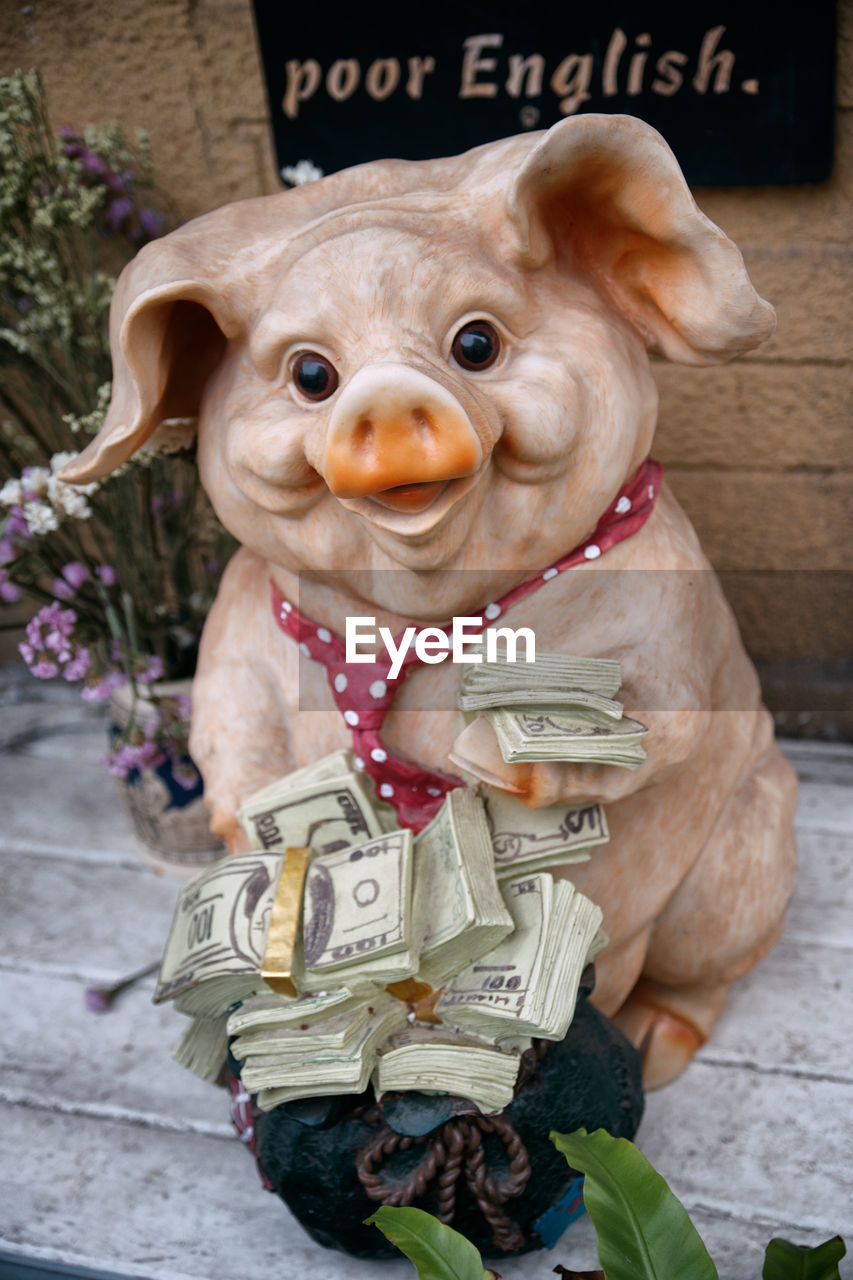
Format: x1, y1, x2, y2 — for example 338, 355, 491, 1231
340, 471, 484, 537
370, 480, 447, 513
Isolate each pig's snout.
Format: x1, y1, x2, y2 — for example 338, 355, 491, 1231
321, 365, 482, 507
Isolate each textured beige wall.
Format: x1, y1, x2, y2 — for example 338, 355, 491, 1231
2, 0, 850, 666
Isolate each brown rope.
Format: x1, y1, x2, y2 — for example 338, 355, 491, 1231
356, 1110, 532, 1251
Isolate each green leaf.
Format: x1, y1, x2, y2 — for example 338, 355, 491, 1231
365, 1205, 495, 1280
551, 1129, 718, 1280
763, 1236, 847, 1280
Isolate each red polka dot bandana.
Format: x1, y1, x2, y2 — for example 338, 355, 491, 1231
272, 457, 662, 832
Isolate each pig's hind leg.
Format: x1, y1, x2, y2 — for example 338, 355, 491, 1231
612, 737, 798, 1088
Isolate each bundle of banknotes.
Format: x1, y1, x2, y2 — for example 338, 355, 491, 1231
156, 687, 618, 1110
457, 650, 648, 768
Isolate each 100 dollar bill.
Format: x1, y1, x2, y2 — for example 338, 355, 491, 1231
299, 829, 417, 985
239, 773, 383, 856
154, 852, 283, 1008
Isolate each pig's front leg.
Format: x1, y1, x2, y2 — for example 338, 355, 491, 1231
189, 550, 295, 849
450, 704, 712, 808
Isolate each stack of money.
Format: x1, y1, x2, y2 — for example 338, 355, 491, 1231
373, 1024, 527, 1114
173, 988, 379, 1094
412, 788, 513, 987
154, 851, 292, 1019
459, 652, 623, 701
248, 997, 410, 1111
458, 651, 647, 769
227, 986, 367, 1035
437, 872, 605, 1043
297, 830, 418, 988
238, 749, 387, 855
482, 787, 610, 878
486, 707, 648, 767
172, 1013, 230, 1083
156, 747, 609, 1114
234, 998, 401, 1093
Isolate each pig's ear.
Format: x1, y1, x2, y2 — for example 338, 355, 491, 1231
505, 114, 774, 365
58, 233, 240, 483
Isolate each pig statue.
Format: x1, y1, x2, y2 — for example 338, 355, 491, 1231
63, 114, 797, 1100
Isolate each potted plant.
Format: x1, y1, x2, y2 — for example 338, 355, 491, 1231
0, 69, 235, 870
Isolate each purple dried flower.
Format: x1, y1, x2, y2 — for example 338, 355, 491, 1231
63, 647, 91, 682
84, 987, 111, 1014
171, 758, 200, 790
0, 570, 20, 603
103, 739, 165, 778
139, 207, 166, 237
81, 669, 128, 703
105, 195, 134, 230
6, 510, 30, 539
83, 960, 160, 1014
30, 660, 59, 679
137, 653, 164, 684
79, 149, 111, 178
20, 604, 82, 679
33, 602, 77, 637
43, 630, 72, 661
62, 561, 89, 589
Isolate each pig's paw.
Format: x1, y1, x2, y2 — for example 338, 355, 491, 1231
448, 716, 531, 792
208, 806, 249, 853
612, 987, 705, 1091
449, 716, 648, 806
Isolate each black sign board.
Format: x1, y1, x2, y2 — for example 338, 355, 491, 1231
251, 1, 836, 186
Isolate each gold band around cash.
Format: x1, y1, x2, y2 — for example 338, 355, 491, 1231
261, 846, 310, 997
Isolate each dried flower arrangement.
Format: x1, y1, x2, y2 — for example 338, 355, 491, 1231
0, 69, 234, 786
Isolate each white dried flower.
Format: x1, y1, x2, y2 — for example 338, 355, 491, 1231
47, 475, 93, 518
22, 500, 59, 534
281, 159, 323, 186
20, 466, 50, 497
139, 417, 197, 456
50, 451, 79, 474
0, 478, 23, 506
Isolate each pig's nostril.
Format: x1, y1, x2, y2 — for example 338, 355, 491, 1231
353, 418, 374, 451
412, 407, 435, 435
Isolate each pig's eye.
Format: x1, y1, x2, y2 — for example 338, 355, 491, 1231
451, 321, 500, 371
292, 351, 339, 401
